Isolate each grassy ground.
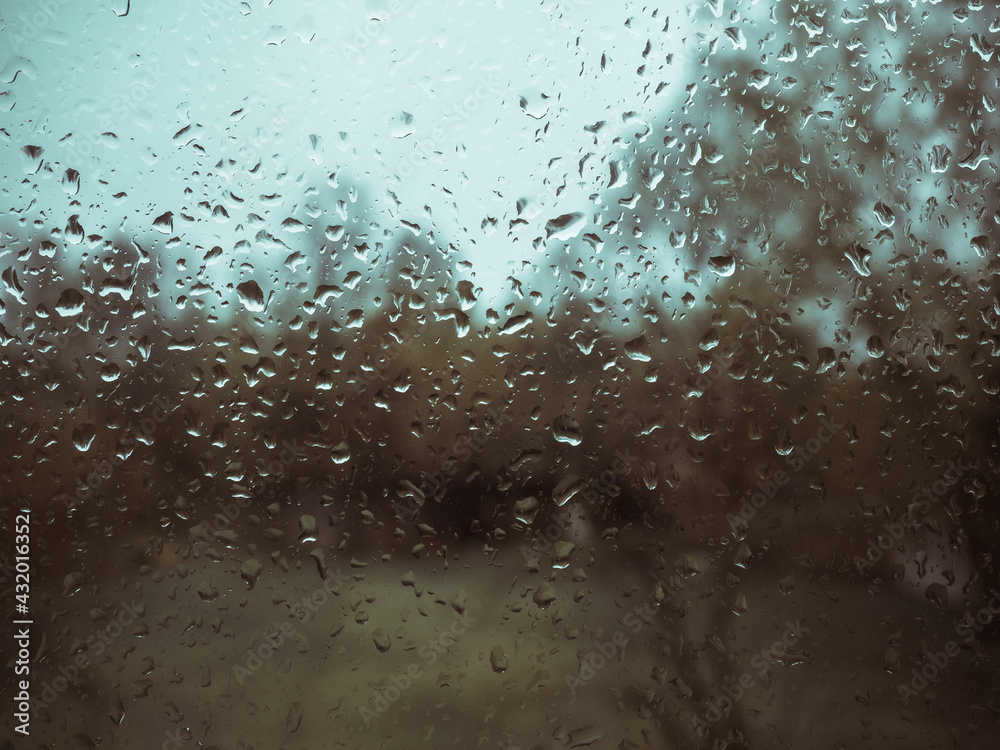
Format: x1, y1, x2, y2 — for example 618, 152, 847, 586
24, 501, 1000, 750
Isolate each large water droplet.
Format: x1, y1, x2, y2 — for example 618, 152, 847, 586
56, 289, 86, 316
552, 415, 583, 445
545, 212, 586, 241
72, 423, 96, 451
844, 242, 872, 276
490, 646, 508, 673
237, 280, 266, 312
708, 255, 736, 277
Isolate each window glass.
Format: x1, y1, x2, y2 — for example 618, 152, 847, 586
3, 1, 998, 747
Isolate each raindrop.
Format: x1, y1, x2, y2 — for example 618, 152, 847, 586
513, 496, 540, 525
708, 255, 736, 277
490, 646, 508, 673
844, 242, 872, 276
552, 415, 583, 445
816, 347, 836, 374
109, 695, 125, 725
331, 441, 351, 464
552, 541, 575, 569
873, 201, 895, 228
56, 289, 86, 316
532, 582, 556, 608
866, 336, 885, 358
236, 280, 266, 312
545, 212, 586, 241
299, 515, 318, 543
99, 364, 122, 382
568, 725, 605, 747
286, 703, 303, 734
196, 581, 219, 601
153, 211, 174, 234
240, 559, 263, 589
624, 335, 652, 361
1, 267, 26, 304
72, 423, 96, 452
499, 311, 533, 335
65, 215, 85, 244
373, 628, 391, 653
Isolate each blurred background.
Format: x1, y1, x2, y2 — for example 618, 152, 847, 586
1, 0, 999, 748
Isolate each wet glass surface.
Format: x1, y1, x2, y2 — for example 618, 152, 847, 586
2, 1, 1000, 748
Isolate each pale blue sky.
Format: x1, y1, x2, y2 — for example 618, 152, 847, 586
1, 0, 685, 320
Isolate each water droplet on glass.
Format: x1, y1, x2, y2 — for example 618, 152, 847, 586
844, 242, 872, 276
708, 255, 736, 277
552, 415, 583, 445
533, 582, 556, 609
514, 496, 540, 525
56, 289, 86, 316
72, 423, 96, 452
236, 280, 266, 312
873, 201, 895, 228
490, 646, 508, 673
866, 336, 885, 358
624, 335, 652, 361
373, 628, 391, 653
